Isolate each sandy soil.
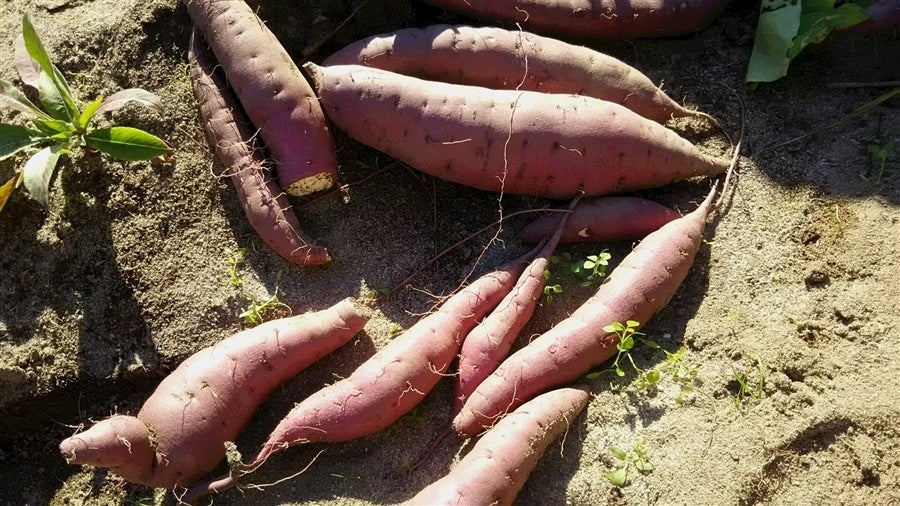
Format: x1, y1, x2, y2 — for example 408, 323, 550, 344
1, 1, 898, 505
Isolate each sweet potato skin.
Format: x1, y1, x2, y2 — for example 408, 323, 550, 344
408, 386, 591, 506
188, 31, 329, 266
59, 299, 367, 488
454, 188, 716, 436
323, 24, 701, 123
303, 63, 728, 199
519, 196, 680, 244
183, 0, 336, 196
183, 256, 530, 501
419, 0, 728, 40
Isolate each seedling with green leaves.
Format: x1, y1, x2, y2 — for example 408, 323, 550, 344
542, 269, 563, 303
863, 137, 894, 183
602, 441, 654, 488
552, 250, 612, 287
659, 346, 699, 404
589, 320, 659, 379
0, 14, 170, 213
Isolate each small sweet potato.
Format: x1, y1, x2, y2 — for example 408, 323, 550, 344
519, 196, 680, 244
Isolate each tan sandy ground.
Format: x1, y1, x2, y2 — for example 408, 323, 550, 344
0, 1, 898, 505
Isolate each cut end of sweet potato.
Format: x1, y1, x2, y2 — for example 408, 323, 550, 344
282, 170, 335, 197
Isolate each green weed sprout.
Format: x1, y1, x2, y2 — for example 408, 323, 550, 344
0, 14, 170, 213
603, 442, 653, 488
239, 289, 291, 325
604, 320, 658, 378
732, 354, 766, 410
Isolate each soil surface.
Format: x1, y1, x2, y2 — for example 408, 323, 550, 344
1, 1, 898, 505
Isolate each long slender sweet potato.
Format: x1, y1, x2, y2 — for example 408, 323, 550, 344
189, 31, 329, 266
454, 203, 573, 414
59, 299, 367, 489
303, 63, 729, 199
408, 386, 590, 506
519, 196, 680, 245
183, 0, 336, 196
323, 24, 715, 124
184, 254, 532, 501
845, 0, 900, 32
454, 187, 717, 436
418, 0, 728, 40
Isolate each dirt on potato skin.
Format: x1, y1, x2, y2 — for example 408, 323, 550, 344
0, 1, 898, 505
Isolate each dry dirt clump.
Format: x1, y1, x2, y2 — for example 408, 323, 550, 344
0, 1, 898, 505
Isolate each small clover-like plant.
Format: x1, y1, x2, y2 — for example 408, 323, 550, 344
580, 251, 611, 286
542, 269, 563, 303
602, 442, 654, 488
863, 137, 894, 183
0, 14, 170, 213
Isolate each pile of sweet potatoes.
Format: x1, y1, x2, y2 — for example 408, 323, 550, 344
58, 1, 739, 504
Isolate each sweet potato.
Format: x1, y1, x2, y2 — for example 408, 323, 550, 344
302, 63, 729, 199
323, 24, 715, 124
408, 386, 590, 506
184, 254, 531, 501
454, 187, 717, 436
418, 0, 728, 40
454, 205, 573, 414
58, 299, 367, 489
846, 0, 900, 32
188, 31, 329, 266
183, 0, 336, 196
519, 196, 680, 245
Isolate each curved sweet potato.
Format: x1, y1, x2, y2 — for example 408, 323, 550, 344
59, 299, 368, 488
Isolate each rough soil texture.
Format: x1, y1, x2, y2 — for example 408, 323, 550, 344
1, 1, 898, 505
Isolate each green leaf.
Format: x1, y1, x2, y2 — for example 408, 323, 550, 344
643, 369, 661, 385
0, 123, 46, 160
37, 70, 72, 122
78, 96, 104, 130
0, 173, 22, 215
603, 466, 628, 487
85, 126, 170, 161
0, 78, 49, 118
789, 3, 868, 58
634, 459, 654, 474
95, 88, 163, 115
22, 145, 61, 207
610, 446, 628, 461
21, 15, 79, 121
31, 118, 73, 138
745, 1, 802, 84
